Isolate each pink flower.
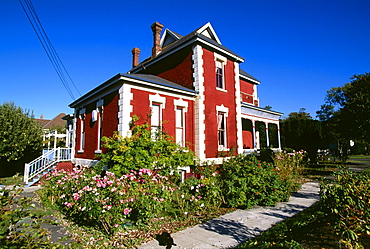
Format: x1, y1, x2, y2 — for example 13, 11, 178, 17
73, 193, 80, 201
105, 205, 112, 210
114, 224, 119, 228
82, 185, 90, 191
64, 202, 73, 208
111, 187, 117, 192
124, 208, 132, 215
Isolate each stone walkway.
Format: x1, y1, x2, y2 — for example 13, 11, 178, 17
140, 181, 320, 249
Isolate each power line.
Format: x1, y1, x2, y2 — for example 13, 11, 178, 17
19, 0, 81, 100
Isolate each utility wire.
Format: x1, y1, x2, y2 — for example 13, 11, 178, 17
19, 0, 81, 100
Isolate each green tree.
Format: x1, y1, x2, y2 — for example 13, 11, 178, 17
0, 102, 43, 176
281, 108, 322, 161
317, 73, 370, 156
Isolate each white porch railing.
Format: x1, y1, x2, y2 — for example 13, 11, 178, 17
24, 148, 72, 186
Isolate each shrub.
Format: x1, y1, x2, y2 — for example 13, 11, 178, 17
218, 154, 294, 209
0, 176, 62, 248
320, 170, 370, 248
273, 150, 307, 190
97, 118, 194, 177
41, 166, 177, 234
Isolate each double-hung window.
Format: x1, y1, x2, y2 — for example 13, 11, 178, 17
216, 60, 224, 89
151, 103, 161, 139
93, 99, 104, 153
175, 107, 185, 146
216, 105, 229, 150
78, 108, 86, 153
149, 94, 166, 140
215, 53, 227, 90
174, 98, 188, 147
217, 112, 226, 148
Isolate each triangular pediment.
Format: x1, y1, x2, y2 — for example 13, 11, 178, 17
160, 29, 183, 47
195, 22, 221, 44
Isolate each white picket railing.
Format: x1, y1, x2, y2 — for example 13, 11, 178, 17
24, 148, 72, 186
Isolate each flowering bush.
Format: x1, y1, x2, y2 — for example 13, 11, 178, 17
273, 150, 307, 190
218, 154, 295, 209
321, 170, 370, 247
41, 166, 176, 234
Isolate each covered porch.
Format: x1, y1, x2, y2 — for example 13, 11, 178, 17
240, 104, 283, 154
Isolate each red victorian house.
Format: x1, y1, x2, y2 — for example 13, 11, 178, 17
68, 22, 282, 168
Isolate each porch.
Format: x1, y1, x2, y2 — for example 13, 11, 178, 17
241, 103, 283, 152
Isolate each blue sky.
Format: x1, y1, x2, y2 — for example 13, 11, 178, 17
1, 0, 369, 119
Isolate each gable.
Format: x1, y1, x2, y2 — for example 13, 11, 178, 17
161, 29, 183, 47
196, 22, 221, 44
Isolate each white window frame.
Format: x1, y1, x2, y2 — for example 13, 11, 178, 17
151, 102, 162, 139
216, 105, 229, 150
174, 98, 188, 147
214, 53, 227, 91
78, 108, 86, 153
149, 94, 166, 140
95, 99, 104, 153
175, 107, 185, 146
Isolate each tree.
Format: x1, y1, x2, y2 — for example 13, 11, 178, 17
281, 108, 322, 161
317, 73, 370, 156
0, 102, 43, 176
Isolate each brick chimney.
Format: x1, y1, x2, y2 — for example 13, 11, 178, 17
131, 47, 140, 67
151, 22, 164, 57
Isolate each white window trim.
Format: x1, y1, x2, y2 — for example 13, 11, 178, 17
95, 100, 104, 153
175, 107, 185, 147
149, 93, 166, 108
174, 98, 188, 147
216, 104, 229, 116
78, 108, 86, 153
173, 98, 188, 112
150, 102, 162, 140
214, 53, 227, 91
216, 105, 229, 151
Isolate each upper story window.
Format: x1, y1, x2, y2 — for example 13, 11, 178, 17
216, 60, 224, 89
214, 53, 227, 91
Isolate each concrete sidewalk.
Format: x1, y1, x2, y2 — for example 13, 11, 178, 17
140, 181, 320, 249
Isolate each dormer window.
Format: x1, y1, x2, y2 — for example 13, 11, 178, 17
216, 60, 224, 89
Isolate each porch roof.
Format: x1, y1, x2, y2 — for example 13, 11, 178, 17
241, 102, 283, 122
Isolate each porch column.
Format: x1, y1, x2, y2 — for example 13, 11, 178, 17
277, 123, 282, 150
265, 122, 270, 148
252, 120, 256, 149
